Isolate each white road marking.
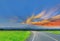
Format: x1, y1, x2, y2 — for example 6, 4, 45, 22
38, 32, 58, 41
31, 31, 58, 41
31, 31, 37, 41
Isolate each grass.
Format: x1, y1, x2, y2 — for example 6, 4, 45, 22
47, 31, 60, 35
0, 31, 30, 41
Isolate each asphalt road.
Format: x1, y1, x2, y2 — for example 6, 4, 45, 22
27, 31, 60, 41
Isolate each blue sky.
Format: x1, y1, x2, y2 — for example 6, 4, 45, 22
0, 0, 60, 23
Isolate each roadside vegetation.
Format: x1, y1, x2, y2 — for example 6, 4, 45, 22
0, 31, 30, 41
47, 31, 60, 35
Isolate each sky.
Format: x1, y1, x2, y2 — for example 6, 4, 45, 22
0, 0, 60, 23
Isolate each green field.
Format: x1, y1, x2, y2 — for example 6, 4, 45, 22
0, 31, 30, 41
47, 31, 60, 35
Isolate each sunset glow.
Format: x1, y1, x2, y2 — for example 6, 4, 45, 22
25, 6, 60, 27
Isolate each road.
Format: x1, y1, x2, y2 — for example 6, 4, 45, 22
27, 31, 60, 41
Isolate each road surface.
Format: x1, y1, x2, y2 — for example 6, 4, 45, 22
27, 31, 60, 41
